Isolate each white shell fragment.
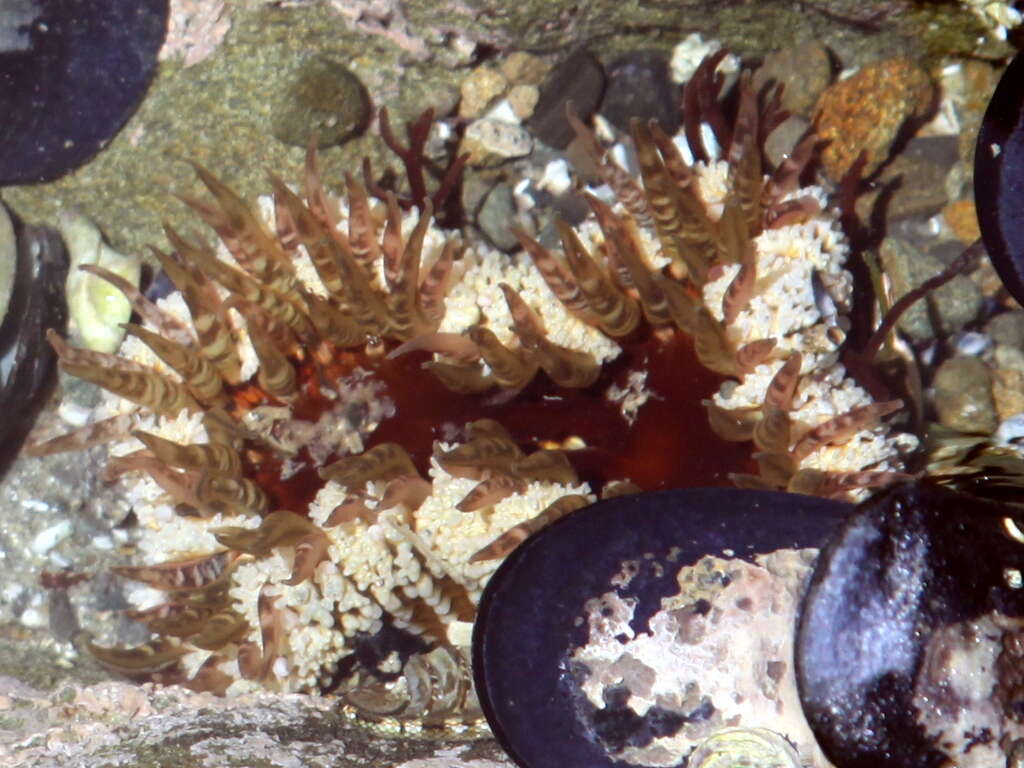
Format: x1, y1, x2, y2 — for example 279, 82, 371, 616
59, 210, 140, 354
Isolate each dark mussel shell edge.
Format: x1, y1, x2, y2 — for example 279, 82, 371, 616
797, 481, 1024, 768
975, 50, 1024, 306
0, 0, 168, 184
473, 487, 851, 768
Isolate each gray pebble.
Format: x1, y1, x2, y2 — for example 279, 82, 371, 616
477, 183, 520, 251
753, 42, 832, 118
932, 356, 997, 434
527, 49, 605, 149
600, 50, 679, 135
879, 236, 982, 343
986, 310, 1024, 350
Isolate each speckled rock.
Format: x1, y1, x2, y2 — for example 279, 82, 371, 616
992, 368, 1024, 420
753, 41, 832, 118
600, 50, 679, 134
269, 56, 371, 149
459, 66, 509, 119
879, 236, 982, 342
507, 84, 540, 120
764, 115, 810, 170
933, 355, 998, 434
499, 52, 551, 86
987, 310, 1024, 350
527, 49, 605, 148
463, 118, 534, 165
814, 57, 934, 180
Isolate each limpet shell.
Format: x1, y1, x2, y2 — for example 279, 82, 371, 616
688, 727, 802, 768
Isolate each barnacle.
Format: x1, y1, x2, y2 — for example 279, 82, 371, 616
28, 57, 915, 729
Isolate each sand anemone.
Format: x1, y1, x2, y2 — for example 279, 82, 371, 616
27, 54, 915, 732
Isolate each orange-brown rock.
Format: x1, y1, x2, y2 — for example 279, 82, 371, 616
814, 57, 934, 181
944, 199, 981, 244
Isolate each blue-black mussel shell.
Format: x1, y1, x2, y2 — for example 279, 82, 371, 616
976, 50, 1024, 306
0, 0, 168, 184
797, 481, 1024, 768
472, 487, 851, 768
0, 206, 68, 473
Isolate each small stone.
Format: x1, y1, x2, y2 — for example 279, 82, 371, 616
527, 49, 605, 149
462, 118, 533, 165
944, 199, 981, 244
754, 42, 832, 118
933, 356, 997, 434
500, 52, 550, 86
269, 57, 370, 149
879, 236, 982, 342
459, 66, 509, 119
993, 367, 1024, 421
460, 66, 507, 120
477, 183, 519, 251
507, 84, 539, 121
31, 520, 73, 555
855, 135, 956, 222
987, 310, 1024, 349
764, 115, 810, 171
814, 57, 934, 181
600, 50, 679, 135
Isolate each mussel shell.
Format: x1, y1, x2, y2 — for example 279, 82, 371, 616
975, 50, 1024, 305
472, 488, 851, 768
0, 205, 68, 471
0, 0, 168, 184
796, 481, 1024, 768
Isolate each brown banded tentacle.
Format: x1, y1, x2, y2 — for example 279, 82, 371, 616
320, 443, 419, 490
790, 400, 904, 461
423, 360, 494, 394
53, 348, 201, 418
565, 108, 651, 225
500, 284, 600, 388
25, 413, 135, 456
735, 338, 777, 373
456, 473, 528, 512
237, 588, 283, 682
182, 162, 298, 288
418, 239, 457, 324
514, 227, 593, 319
631, 119, 717, 284
122, 322, 229, 407
328, 228, 391, 337
389, 332, 482, 365
764, 352, 802, 412
345, 173, 383, 271
86, 636, 189, 674
726, 71, 764, 237
226, 298, 298, 398
470, 494, 589, 562
721, 238, 758, 326
555, 219, 641, 337
46, 329, 148, 373
104, 455, 205, 509
132, 430, 242, 478
151, 239, 243, 385
304, 293, 368, 349
509, 449, 577, 484
703, 400, 757, 442
465, 325, 537, 391
435, 436, 523, 479
385, 199, 435, 341
189, 610, 250, 650
213, 509, 326, 558
113, 550, 235, 591
195, 472, 270, 517
587, 199, 673, 329
752, 405, 792, 457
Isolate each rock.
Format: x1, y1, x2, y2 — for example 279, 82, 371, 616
463, 118, 534, 165
878, 236, 982, 342
932, 356, 997, 434
477, 183, 520, 251
269, 57, 370, 149
600, 50, 679, 134
814, 57, 934, 181
0, 204, 15, 323
986, 310, 1024, 350
944, 199, 981, 244
992, 367, 1024, 421
764, 115, 810, 171
855, 135, 956, 222
507, 84, 540, 121
527, 49, 605, 148
754, 42, 832, 118
459, 66, 509, 119
500, 52, 550, 86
